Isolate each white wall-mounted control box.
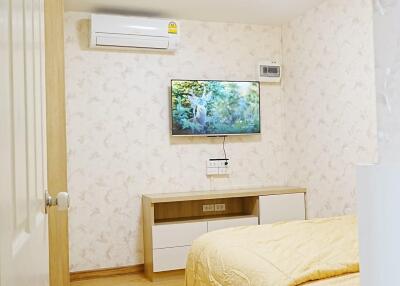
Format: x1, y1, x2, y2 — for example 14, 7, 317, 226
206, 159, 230, 176
258, 61, 281, 83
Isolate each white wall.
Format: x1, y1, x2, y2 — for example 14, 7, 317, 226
373, 0, 400, 160
282, 0, 378, 218
357, 1, 400, 285
65, 0, 379, 271
65, 12, 285, 271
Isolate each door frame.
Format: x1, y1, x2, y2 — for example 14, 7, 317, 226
44, 0, 70, 285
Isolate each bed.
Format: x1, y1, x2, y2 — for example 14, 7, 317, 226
185, 216, 359, 286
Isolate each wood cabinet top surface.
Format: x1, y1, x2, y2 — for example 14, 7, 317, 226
143, 186, 306, 203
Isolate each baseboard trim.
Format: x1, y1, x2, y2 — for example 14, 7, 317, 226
152, 269, 185, 281
70, 264, 144, 281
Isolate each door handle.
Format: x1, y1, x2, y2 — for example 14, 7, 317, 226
45, 191, 70, 212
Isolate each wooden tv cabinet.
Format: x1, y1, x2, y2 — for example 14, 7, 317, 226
142, 186, 307, 280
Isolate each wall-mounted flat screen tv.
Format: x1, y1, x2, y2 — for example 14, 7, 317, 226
171, 80, 261, 136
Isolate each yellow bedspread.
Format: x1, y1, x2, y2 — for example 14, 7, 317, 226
304, 273, 359, 285
185, 216, 359, 286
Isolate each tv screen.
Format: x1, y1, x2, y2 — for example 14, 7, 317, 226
171, 80, 261, 136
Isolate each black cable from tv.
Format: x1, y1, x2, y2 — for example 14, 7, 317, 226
222, 136, 228, 165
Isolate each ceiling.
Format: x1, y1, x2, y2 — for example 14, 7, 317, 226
64, 0, 326, 25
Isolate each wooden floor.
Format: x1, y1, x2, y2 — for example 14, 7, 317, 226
71, 273, 185, 286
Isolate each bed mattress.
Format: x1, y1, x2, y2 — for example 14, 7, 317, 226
185, 216, 359, 286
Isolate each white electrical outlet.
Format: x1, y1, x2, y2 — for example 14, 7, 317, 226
202, 204, 215, 212
218, 167, 230, 175
206, 167, 219, 175
207, 160, 219, 168
206, 159, 230, 176
214, 204, 226, 211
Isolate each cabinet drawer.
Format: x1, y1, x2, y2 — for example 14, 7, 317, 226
259, 193, 305, 224
153, 246, 190, 272
207, 216, 259, 232
152, 221, 207, 249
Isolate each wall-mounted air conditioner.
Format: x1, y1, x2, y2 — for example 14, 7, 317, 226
90, 14, 179, 51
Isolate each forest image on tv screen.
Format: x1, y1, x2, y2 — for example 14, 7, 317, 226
171, 80, 260, 135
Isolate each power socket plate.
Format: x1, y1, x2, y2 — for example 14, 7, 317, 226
214, 203, 226, 211
206, 159, 230, 176
202, 204, 215, 212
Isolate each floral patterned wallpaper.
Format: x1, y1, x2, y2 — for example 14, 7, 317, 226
282, 0, 378, 218
64, 12, 285, 271
65, 0, 379, 270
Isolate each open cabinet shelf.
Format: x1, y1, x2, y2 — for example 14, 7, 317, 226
142, 186, 306, 281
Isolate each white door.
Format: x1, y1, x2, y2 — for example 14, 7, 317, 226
0, 0, 49, 285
